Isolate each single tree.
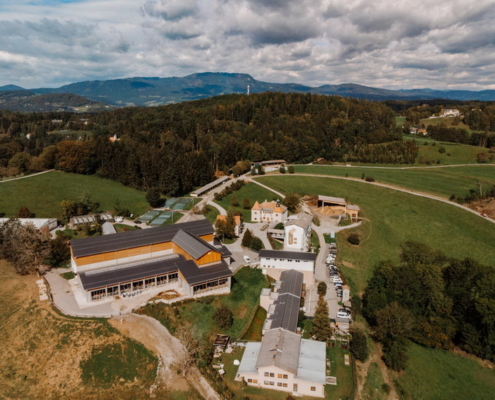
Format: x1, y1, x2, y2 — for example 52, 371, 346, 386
350, 328, 369, 362
17, 207, 32, 218
317, 281, 327, 297
242, 198, 252, 210
311, 296, 332, 341
250, 236, 264, 252
146, 187, 163, 207
288, 166, 295, 174
242, 229, 253, 248
283, 193, 301, 213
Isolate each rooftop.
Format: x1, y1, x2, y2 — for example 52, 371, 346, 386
172, 229, 220, 260
190, 176, 229, 196
284, 213, 312, 229
297, 339, 327, 384
318, 195, 346, 205
256, 328, 301, 374
71, 219, 214, 258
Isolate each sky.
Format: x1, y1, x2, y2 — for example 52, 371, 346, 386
1, 0, 495, 90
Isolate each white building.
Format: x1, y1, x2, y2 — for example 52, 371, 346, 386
0, 218, 58, 232
251, 200, 287, 223
259, 249, 316, 285
284, 213, 312, 252
236, 328, 326, 398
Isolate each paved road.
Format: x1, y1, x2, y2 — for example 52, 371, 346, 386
258, 173, 495, 225
298, 163, 495, 170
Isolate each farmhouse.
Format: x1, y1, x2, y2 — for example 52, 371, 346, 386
70, 219, 232, 302
236, 328, 326, 398
284, 213, 312, 252
259, 249, 316, 285
251, 200, 288, 223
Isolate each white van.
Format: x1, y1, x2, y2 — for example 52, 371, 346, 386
337, 310, 351, 319
243, 255, 251, 263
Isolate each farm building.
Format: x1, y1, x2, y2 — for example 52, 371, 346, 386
70, 219, 232, 302
0, 218, 58, 232
69, 213, 114, 229
317, 195, 360, 221
190, 176, 230, 197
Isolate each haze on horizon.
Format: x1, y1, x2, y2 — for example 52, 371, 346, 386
0, 0, 494, 91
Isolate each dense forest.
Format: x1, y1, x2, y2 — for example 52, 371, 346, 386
0, 92, 406, 195
0, 92, 493, 196
363, 242, 495, 371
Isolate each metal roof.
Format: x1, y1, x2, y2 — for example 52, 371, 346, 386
177, 260, 232, 285
190, 176, 229, 196
347, 204, 361, 211
297, 339, 327, 384
79, 254, 183, 290
279, 270, 304, 297
237, 342, 261, 375
284, 213, 312, 229
71, 219, 214, 258
102, 222, 117, 235
172, 229, 220, 260
318, 195, 346, 205
259, 250, 317, 262
256, 328, 301, 374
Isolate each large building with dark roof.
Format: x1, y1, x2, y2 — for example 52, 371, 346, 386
70, 219, 232, 302
258, 249, 317, 284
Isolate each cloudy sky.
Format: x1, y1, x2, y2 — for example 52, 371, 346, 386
1, 0, 494, 90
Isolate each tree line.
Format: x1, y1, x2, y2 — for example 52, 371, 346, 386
363, 241, 495, 371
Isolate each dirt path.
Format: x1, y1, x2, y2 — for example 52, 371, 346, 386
109, 313, 220, 400
0, 169, 54, 184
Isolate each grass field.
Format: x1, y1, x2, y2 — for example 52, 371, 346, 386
394, 343, 495, 400
214, 182, 281, 222
292, 165, 495, 199
138, 267, 268, 341
420, 116, 473, 131
255, 176, 495, 293
0, 260, 162, 399
361, 363, 387, 400
0, 171, 149, 218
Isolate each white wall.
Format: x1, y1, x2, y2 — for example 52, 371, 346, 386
284, 224, 311, 252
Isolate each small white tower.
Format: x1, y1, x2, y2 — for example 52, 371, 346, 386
247, 85, 250, 95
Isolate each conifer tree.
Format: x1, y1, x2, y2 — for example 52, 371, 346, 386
312, 296, 332, 341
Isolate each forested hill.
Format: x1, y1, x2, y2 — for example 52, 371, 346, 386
0, 92, 415, 195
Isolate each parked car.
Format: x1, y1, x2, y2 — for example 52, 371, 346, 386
332, 276, 343, 282
337, 310, 351, 319
243, 255, 251, 263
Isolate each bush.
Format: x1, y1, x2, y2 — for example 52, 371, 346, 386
438, 146, 446, 154
288, 166, 295, 174
230, 196, 239, 207
213, 306, 234, 330
347, 233, 360, 245
365, 176, 375, 182
279, 166, 286, 174
382, 340, 409, 372
250, 237, 263, 252
317, 281, 327, 296
350, 328, 369, 362
242, 198, 251, 210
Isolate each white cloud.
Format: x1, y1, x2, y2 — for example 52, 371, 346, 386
0, 0, 494, 90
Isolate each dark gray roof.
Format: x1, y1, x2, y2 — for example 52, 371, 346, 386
279, 270, 304, 297
270, 293, 301, 333
172, 229, 220, 260
259, 249, 317, 262
191, 176, 229, 196
178, 260, 232, 285
79, 255, 184, 290
71, 219, 214, 258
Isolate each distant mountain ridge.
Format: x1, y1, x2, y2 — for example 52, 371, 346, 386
3, 72, 495, 109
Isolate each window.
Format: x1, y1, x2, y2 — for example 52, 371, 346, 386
264, 372, 269, 377
311, 387, 316, 391
266, 258, 271, 261
269, 373, 274, 377
253, 379, 258, 384
277, 382, 283, 387
288, 259, 293, 262
264, 381, 270, 385
295, 260, 300, 263
283, 383, 288, 387
283, 374, 288, 379
269, 382, 274, 386
248, 379, 252, 383
277, 374, 283, 379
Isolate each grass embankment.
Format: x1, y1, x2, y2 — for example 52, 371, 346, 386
0, 260, 162, 399
0, 170, 149, 218
214, 182, 281, 222
255, 176, 495, 293
138, 267, 268, 340
395, 343, 495, 400
240, 306, 266, 341
293, 165, 495, 199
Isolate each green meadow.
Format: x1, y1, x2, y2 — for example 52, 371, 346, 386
292, 164, 495, 199
0, 171, 149, 218
255, 175, 495, 293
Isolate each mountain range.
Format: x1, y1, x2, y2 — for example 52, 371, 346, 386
1, 72, 495, 111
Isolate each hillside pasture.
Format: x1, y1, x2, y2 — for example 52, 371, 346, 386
292, 165, 495, 199
255, 175, 495, 293
0, 170, 149, 218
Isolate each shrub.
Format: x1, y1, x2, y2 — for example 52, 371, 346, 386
279, 166, 286, 174
213, 306, 234, 330
365, 176, 375, 182
230, 196, 239, 207
347, 233, 360, 245
317, 281, 327, 296
242, 198, 251, 210
438, 146, 446, 154
288, 166, 295, 174
250, 237, 263, 252
382, 340, 409, 372
350, 328, 369, 362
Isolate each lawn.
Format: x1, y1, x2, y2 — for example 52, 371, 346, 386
114, 223, 141, 233
0, 170, 149, 218
361, 363, 387, 400
255, 176, 495, 293
204, 205, 220, 224
325, 346, 354, 400
292, 164, 495, 199
419, 116, 474, 132
416, 140, 485, 165
394, 343, 495, 400
214, 182, 281, 222
138, 267, 269, 341
240, 306, 266, 341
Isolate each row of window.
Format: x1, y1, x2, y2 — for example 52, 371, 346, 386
264, 372, 288, 379
264, 258, 302, 262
